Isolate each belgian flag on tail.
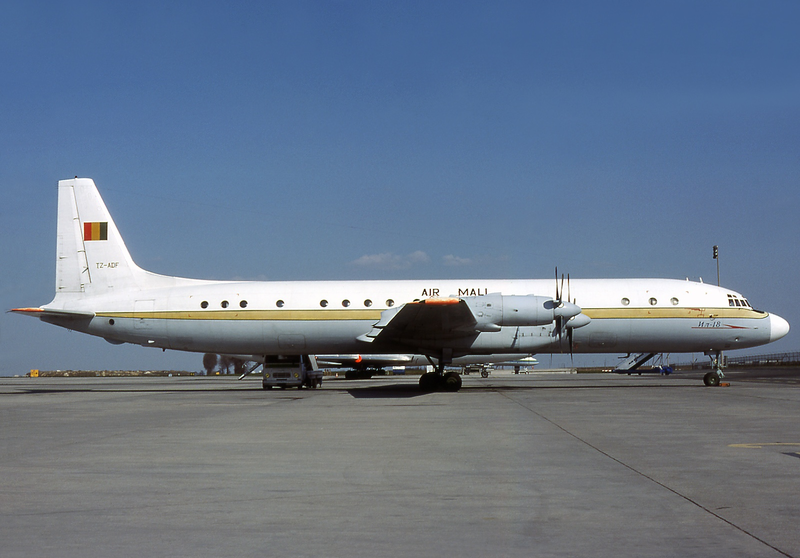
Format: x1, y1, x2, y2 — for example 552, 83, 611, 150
83, 222, 108, 241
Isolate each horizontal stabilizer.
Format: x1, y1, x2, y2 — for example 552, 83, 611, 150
10, 307, 95, 319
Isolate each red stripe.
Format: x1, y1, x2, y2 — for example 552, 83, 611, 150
84, 222, 93, 241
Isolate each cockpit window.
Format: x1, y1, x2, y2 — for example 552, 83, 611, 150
727, 293, 751, 308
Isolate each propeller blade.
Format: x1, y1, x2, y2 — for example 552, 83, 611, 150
554, 267, 560, 303
568, 327, 574, 366
554, 315, 564, 353
567, 273, 571, 304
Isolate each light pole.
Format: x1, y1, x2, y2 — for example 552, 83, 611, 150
713, 245, 723, 374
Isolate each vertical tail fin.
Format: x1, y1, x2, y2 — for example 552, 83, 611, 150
56, 178, 149, 295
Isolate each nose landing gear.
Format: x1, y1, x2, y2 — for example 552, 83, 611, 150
703, 351, 724, 386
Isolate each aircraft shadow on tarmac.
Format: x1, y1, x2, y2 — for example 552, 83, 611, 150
342, 381, 700, 399
346, 384, 430, 398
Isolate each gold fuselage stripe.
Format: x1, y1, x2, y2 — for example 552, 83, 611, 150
95, 307, 766, 321
97, 309, 384, 321
582, 307, 766, 320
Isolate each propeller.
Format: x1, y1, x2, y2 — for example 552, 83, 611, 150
549, 268, 591, 362
549, 268, 580, 338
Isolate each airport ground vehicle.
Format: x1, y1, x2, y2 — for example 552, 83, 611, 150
261, 357, 322, 389
462, 364, 493, 377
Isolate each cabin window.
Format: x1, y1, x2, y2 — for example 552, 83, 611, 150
240, 300, 248, 308
109, 319, 115, 325
201, 301, 209, 309
221, 300, 229, 308
342, 299, 350, 307
320, 300, 328, 308
276, 300, 284, 308
649, 297, 657, 306
386, 299, 395, 307
621, 298, 630, 306
671, 297, 679, 306
364, 299, 372, 307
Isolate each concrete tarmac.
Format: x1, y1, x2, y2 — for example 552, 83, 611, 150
1, 370, 799, 558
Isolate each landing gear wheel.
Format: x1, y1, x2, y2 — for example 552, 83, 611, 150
419, 372, 440, 392
703, 372, 721, 387
443, 372, 462, 392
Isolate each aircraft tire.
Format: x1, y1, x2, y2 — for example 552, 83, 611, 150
703, 372, 721, 387
419, 372, 439, 392
443, 372, 462, 391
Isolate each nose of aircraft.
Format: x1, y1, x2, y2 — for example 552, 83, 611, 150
769, 314, 790, 342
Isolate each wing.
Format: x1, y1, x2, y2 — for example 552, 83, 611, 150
357, 297, 479, 346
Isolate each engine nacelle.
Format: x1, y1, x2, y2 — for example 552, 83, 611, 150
464, 293, 566, 332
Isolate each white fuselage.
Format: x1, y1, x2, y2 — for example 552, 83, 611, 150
45, 277, 784, 359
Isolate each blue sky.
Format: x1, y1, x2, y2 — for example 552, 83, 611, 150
2, 1, 798, 374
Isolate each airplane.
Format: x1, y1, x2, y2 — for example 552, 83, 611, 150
12, 178, 790, 391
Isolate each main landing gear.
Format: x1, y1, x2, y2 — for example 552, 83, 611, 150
419, 350, 462, 392
419, 370, 462, 391
703, 351, 724, 387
